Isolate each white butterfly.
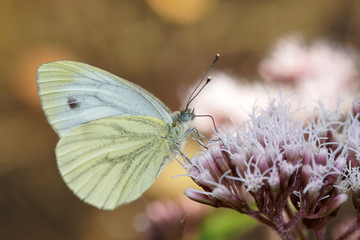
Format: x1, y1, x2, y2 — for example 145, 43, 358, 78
37, 61, 195, 210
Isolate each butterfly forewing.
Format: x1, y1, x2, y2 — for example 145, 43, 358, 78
56, 115, 171, 210
37, 61, 173, 136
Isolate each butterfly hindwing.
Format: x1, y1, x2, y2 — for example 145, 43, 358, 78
56, 115, 172, 210
37, 61, 173, 136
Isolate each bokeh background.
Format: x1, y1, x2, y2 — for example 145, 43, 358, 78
1, 0, 360, 239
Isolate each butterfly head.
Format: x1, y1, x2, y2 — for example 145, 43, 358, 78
172, 108, 195, 124
180, 108, 195, 123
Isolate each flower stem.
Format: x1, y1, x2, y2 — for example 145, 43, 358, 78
272, 214, 295, 240
283, 203, 307, 239
314, 226, 325, 240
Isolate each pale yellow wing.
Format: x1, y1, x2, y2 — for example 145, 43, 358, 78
37, 61, 173, 137
56, 115, 172, 210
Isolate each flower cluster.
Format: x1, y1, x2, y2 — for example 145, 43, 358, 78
183, 95, 360, 240
259, 34, 359, 114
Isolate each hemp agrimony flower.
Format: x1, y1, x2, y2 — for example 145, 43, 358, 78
182, 95, 360, 240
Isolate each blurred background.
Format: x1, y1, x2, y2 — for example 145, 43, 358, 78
1, 0, 360, 239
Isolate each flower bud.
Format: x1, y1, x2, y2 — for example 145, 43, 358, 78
325, 157, 346, 185
184, 188, 217, 207
301, 164, 313, 186
196, 170, 217, 188
212, 185, 233, 202
317, 194, 348, 217
334, 157, 346, 172
231, 153, 247, 175
315, 147, 328, 166
279, 160, 296, 179
284, 144, 301, 163
268, 168, 280, 200
212, 147, 231, 175
303, 146, 314, 165
189, 165, 201, 177
257, 155, 270, 173
303, 178, 322, 199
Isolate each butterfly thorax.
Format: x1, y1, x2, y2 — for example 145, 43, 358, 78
168, 109, 194, 148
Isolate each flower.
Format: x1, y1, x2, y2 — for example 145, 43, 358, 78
259, 34, 360, 112
182, 94, 360, 239
182, 35, 360, 137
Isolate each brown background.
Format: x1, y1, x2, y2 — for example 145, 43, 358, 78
0, 0, 359, 239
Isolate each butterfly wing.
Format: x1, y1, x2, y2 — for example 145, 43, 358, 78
37, 61, 173, 136
56, 115, 172, 210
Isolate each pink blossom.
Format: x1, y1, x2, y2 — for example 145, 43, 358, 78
260, 34, 360, 111
182, 94, 360, 240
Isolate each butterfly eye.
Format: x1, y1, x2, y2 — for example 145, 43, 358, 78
180, 109, 194, 122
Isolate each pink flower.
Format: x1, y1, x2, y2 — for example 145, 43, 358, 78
182, 94, 360, 240
259, 34, 360, 111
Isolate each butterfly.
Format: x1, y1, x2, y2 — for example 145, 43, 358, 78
37, 61, 197, 210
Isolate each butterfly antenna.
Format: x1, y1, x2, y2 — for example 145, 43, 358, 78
185, 53, 220, 109
186, 76, 212, 108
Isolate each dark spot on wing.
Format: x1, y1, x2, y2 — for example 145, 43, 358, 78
67, 97, 80, 109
